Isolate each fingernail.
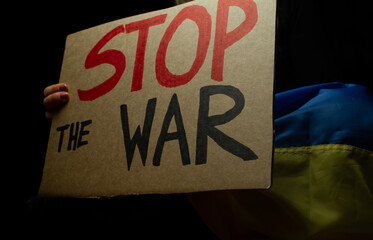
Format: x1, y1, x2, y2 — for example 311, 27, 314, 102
59, 84, 67, 91
60, 92, 69, 99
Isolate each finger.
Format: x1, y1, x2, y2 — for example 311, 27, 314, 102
45, 111, 53, 122
43, 92, 69, 111
43, 83, 68, 97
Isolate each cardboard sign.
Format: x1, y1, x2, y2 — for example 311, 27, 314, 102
39, 0, 276, 197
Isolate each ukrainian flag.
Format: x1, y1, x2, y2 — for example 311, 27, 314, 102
189, 82, 373, 239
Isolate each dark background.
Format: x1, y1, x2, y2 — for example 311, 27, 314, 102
10, 0, 372, 237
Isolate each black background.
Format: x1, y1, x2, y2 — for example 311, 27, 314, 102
9, 0, 372, 237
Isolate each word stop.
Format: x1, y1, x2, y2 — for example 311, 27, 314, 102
77, 0, 258, 101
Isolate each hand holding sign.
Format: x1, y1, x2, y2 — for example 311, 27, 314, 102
39, 0, 276, 197
43, 83, 69, 121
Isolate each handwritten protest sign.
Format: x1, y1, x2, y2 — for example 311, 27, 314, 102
39, 0, 276, 197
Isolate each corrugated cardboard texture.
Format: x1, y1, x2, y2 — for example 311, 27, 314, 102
39, 0, 276, 197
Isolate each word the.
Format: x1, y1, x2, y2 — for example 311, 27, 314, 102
56, 120, 92, 152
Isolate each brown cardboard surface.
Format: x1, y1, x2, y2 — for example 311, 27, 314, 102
39, 0, 276, 197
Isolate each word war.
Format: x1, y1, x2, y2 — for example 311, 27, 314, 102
120, 85, 258, 170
